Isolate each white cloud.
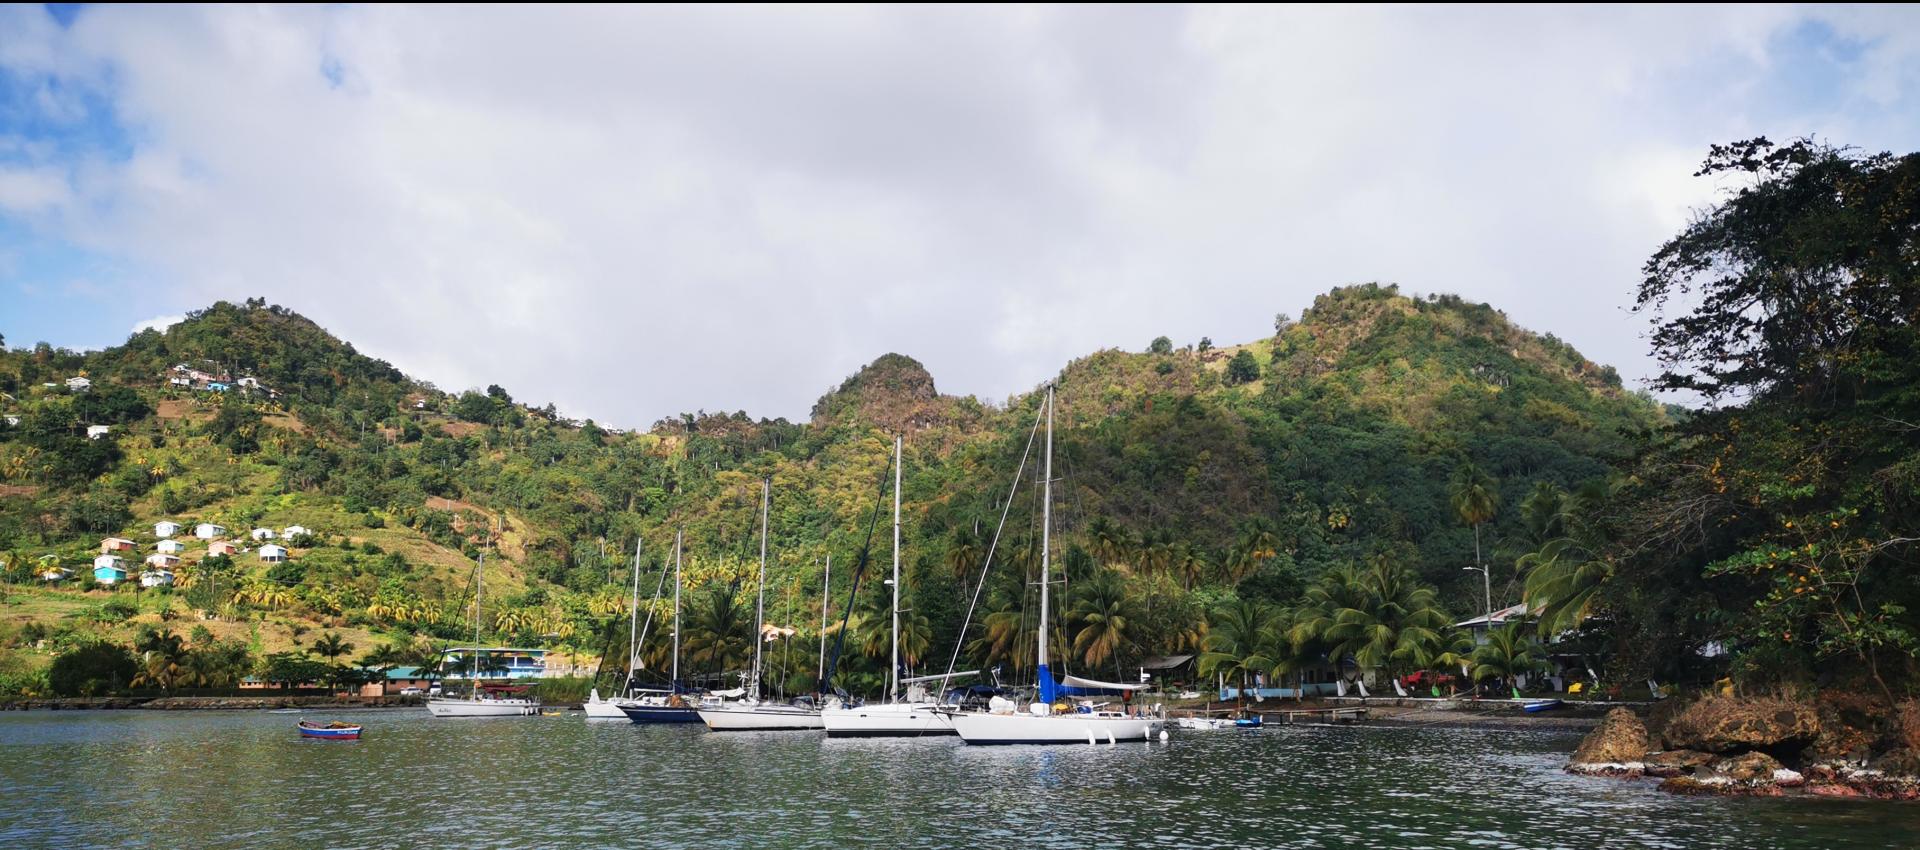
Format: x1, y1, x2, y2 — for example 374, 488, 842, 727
131, 313, 185, 335
2, 5, 1918, 425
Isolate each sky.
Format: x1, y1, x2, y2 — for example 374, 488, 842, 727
2, 4, 1919, 427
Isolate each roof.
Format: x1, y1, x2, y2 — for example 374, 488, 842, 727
1455, 602, 1530, 629
1139, 654, 1195, 670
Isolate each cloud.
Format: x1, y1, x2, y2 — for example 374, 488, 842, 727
131, 313, 185, 335
1, 5, 1918, 426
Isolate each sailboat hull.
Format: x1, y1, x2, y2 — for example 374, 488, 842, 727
620, 704, 703, 724
582, 695, 633, 719
821, 703, 955, 737
949, 711, 1162, 745
426, 697, 539, 717
697, 704, 825, 731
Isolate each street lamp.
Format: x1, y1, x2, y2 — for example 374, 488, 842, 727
1462, 564, 1491, 638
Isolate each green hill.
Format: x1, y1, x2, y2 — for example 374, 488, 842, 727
0, 284, 1663, 696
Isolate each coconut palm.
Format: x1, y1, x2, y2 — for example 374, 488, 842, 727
312, 631, 354, 665
1449, 461, 1499, 590
1299, 560, 1457, 682
1067, 570, 1136, 678
1197, 599, 1283, 708
1518, 482, 1615, 636
1470, 623, 1550, 693
131, 628, 188, 691
683, 583, 751, 677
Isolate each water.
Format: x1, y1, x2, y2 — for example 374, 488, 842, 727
1, 711, 1915, 849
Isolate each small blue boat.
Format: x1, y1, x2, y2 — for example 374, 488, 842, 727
1522, 699, 1564, 714
297, 720, 363, 740
1234, 715, 1263, 728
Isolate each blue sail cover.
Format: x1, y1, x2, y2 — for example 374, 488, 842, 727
1037, 663, 1059, 703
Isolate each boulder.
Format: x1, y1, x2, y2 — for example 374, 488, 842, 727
1867, 747, 1920, 779
1661, 694, 1819, 754
1896, 700, 1920, 753
1657, 751, 1801, 797
1711, 751, 1789, 783
1642, 749, 1714, 778
1567, 707, 1649, 776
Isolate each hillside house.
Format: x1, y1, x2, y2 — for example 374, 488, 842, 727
208, 541, 240, 557
66, 376, 91, 392
195, 523, 227, 539
93, 556, 127, 584
250, 528, 276, 541
145, 553, 181, 568
206, 382, 229, 392
156, 539, 186, 554
154, 521, 182, 538
86, 425, 111, 440
258, 544, 289, 563
100, 538, 137, 553
282, 525, 311, 539
40, 567, 73, 583
140, 570, 175, 588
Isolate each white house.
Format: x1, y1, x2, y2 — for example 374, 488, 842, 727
258, 544, 289, 563
156, 539, 186, 554
195, 523, 227, 540
250, 528, 276, 541
282, 525, 311, 539
86, 425, 111, 440
65, 376, 92, 392
145, 553, 181, 568
41, 567, 73, 583
94, 554, 127, 570
139, 570, 176, 588
155, 521, 182, 538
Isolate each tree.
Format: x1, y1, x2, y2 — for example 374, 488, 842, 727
1470, 623, 1549, 694
47, 642, 138, 696
1197, 337, 1213, 353
1197, 599, 1281, 708
313, 631, 354, 665
1225, 350, 1260, 385
131, 627, 188, 692
1449, 461, 1499, 616
1067, 570, 1136, 677
1297, 561, 1458, 682
684, 584, 750, 678
1148, 336, 1173, 355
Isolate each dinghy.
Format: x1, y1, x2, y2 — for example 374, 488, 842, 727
297, 720, 362, 740
1522, 699, 1565, 714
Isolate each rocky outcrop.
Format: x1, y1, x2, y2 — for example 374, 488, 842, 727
1567, 708, 1649, 776
1641, 749, 1714, 778
1656, 752, 1802, 796
1661, 694, 1819, 755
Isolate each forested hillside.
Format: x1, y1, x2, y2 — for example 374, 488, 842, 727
0, 284, 1666, 697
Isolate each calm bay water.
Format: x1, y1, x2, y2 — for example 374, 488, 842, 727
1, 710, 1915, 849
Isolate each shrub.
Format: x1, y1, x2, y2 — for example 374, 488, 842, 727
47, 642, 138, 696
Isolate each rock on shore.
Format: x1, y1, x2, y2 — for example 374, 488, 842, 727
1566, 694, 1920, 801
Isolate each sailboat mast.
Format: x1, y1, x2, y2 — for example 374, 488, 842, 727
752, 477, 769, 698
1036, 387, 1053, 702
471, 552, 484, 697
890, 435, 902, 702
626, 538, 641, 691
818, 554, 830, 686
672, 529, 682, 691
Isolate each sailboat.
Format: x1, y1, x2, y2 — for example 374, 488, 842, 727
620, 530, 702, 723
947, 385, 1163, 744
427, 553, 540, 718
823, 435, 961, 738
585, 539, 648, 719
696, 479, 826, 731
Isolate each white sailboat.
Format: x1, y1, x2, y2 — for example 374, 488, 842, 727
697, 479, 825, 732
428, 553, 540, 718
824, 435, 962, 737
585, 539, 648, 719
948, 385, 1163, 744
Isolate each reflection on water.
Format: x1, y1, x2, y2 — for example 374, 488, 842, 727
1, 711, 1915, 849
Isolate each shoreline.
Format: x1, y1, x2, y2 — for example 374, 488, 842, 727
0, 695, 426, 711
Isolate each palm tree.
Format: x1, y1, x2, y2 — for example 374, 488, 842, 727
683, 583, 751, 678
1197, 599, 1282, 708
1470, 623, 1549, 694
1067, 571, 1135, 678
132, 628, 188, 691
1302, 560, 1457, 683
312, 631, 354, 665
1086, 517, 1132, 568
1518, 481, 1614, 635
1449, 461, 1500, 620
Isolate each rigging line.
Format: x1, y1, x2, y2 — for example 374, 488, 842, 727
937, 402, 1045, 690
820, 448, 896, 698
630, 547, 672, 685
